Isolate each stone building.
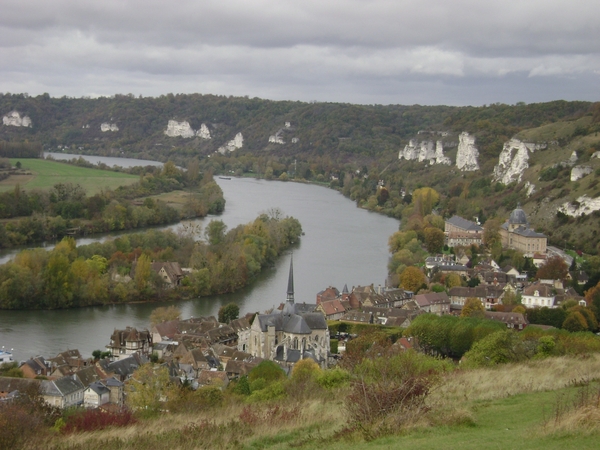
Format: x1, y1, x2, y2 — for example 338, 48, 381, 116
238, 259, 329, 368
499, 205, 546, 257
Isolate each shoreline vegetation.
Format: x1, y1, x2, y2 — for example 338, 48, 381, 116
0, 210, 302, 310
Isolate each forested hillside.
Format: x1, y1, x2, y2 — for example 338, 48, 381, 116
2, 93, 600, 252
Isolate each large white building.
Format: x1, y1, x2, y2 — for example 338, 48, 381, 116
238, 259, 330, 368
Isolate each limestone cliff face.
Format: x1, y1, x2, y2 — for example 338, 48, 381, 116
101, 123, 119, 132
2, 111, 32, 127
571, 166, 593, 181
164, 120, 211, 139
559, 195, 600, 217
218, 133, 243, 154
456, 132, 479, 171
492, 138, 544, 185
164, 120, 195, 138
398, 139, 420, 160
434, 140, 451, 165
197, 124, 211, 139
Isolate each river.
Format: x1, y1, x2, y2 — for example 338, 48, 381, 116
0, 155, 400, 361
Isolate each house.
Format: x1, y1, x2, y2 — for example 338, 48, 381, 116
19, 357, 50, 379
414, 292, 450, 315
83, 381, 111, 408
444, 215, 484, 247
151, 319, 181, 343
340, 310, 373, 324
316, 286, 341, 305
484, 311, 528, 330
448, 285, 505, 309
106, 327, 152, 360
239, 259, 329, 369
499, 205, 547, 257
197, 370, 229, 389
48, 349, 89, 377
569, 270, 589, 286
360, 306, 417, 327
521, 282, 556, 308
98, 353, 148, 382
104, 377, 125, 405
42, 375, 85, 408
152, 261, 185, 286
316, 298, 347, 320
0, 377, 40, 401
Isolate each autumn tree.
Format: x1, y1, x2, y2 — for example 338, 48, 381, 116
461, 297, 485, 318
483, 217, 502, 249
536, 255, 568, 281
399, 266, 426, 292
445, 273, 462, 289
150, 306, 181, 325
423, 227, 444, 253
126, 364, 174, 415
585, 281, 600, 321
134, 254, 152, 292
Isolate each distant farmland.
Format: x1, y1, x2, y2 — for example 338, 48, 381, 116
0, 158, 138, 194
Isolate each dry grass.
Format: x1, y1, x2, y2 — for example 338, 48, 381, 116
47, 398, 347, 450
432, 353, 600, 406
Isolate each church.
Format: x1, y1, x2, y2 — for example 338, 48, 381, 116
238, 258, 330, 369
499, 204, 547, 257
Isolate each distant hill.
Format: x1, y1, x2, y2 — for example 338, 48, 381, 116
2, 93, 599, 252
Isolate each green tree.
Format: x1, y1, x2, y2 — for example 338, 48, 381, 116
205, 220, 227, 246
218, 302, 240, 324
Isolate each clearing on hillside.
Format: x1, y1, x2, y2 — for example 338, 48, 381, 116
0, 158, 138, 195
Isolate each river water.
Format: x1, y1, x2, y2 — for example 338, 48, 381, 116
0, 156, 399, 361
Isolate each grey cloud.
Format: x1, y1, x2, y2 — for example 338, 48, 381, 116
1, 0, 599, 105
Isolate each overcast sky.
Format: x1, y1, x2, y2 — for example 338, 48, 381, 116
1, 0, 599, 106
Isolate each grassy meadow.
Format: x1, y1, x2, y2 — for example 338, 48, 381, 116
44, 354, 600, 450
0, 158, 138, 194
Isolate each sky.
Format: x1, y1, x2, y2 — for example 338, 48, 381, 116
1, 0, 599, 106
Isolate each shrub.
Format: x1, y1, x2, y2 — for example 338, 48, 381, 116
316, 367, 351, 390
62, 408, 137, 434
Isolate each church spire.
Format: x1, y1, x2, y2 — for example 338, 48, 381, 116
286, 255, 294, 303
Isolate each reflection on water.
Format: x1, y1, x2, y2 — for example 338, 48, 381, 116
0, 156, 399, 360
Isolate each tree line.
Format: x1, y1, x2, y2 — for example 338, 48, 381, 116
0, 211, 302, 309
0, 162, 224, 248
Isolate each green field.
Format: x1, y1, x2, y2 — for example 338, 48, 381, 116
0, 158, 138, 194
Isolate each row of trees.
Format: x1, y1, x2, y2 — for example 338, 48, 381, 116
0, 211, 302, 309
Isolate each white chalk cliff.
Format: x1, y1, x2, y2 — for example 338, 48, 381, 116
492, 139, 544, 185
434, 141, 451, 165
101, 123, 119, 132
571, 166, 593, 182
197, 124, 211, 139
559, 195, 600, 217
164, 120, 195, 138
456, 132, 479, 171
2, 111, 32, 127
398, 139, 420, 160
164, 120, 211, 139
218, 133, 243, 154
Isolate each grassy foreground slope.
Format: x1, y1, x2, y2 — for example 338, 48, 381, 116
0, 159, 138, 194
46, 355, 600, 450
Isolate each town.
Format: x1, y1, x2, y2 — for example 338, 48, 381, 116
0, 203, 589, 412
